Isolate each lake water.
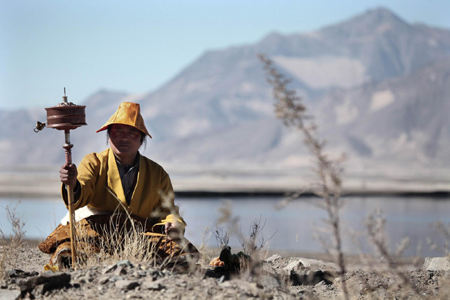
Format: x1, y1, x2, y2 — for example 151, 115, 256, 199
0, 196, 449, 257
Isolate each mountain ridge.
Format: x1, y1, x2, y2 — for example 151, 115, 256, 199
2, 7, 450, 177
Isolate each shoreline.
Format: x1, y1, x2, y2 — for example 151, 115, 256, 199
1, 167, 450, 199
2, 189, 450, 199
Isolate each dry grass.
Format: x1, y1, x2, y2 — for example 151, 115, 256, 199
429, 221, 450, 255
0, 201, 26, 279
259, 53, 350, 299
363, 210, 422, 298
75, 215, 159, 268
209, 201, 275, 279
67, 188, 197, 273
257, 56, 450, 300
258, 53, 450, 299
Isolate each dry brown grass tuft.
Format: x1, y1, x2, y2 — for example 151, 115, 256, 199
0, 202, 26, 279
69, 188, 197, 273
75, 215, 159, 268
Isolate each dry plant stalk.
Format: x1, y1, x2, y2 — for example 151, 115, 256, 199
239, 216, 275, 259
259, 54, 349, 299
365, 210, 422, 297
0, 202, 26, 279
213, 201, 272, 279
428, 221, 450, 255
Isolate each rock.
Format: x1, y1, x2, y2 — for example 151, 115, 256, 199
134, 271, 146, 278
150, 270, 164, 280
115, 266, 127, 276
98, 275, 110, 284
18, 272, 71, 297
237, 281, 259, 297
5, 269, 38, 279
422, 257, 450, 271
115, 279, 140, 290
0, 289, 21, 300
5, 269, 25, 278
103, 264, 118, 274
108, 276, 124, 283
257, 275, 280, 290
126, 294, 143, 299
117, 260, 134, 269
290, 270, 334, 286
265, 254, 282, 263
283, 258, 338, 274
142, 279, 165, 290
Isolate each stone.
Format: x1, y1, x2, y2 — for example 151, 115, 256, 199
265, 254, 282, 263
103, 264, 118, 274
18, 272, 71, 297
108, 276, 124, 283
115, 280, 140, 290
283, 258, 338, 274
423, 257, 450, 271
151, 270, 164, 280
115, 266, 127, 276
257, 275, 280, 290
117, 260, 134, 269
98, 275, 110, 284
5, 269, 25, 278
134, 271, 146, 278
237, 281, 259, 297
0, 289, 21, 300
5, 269, 38, 279
129, 296, 142, 299
290, 270, 334, 286
142, 279, 165, 291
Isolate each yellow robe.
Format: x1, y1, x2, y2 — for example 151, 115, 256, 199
61, 148, 183, 224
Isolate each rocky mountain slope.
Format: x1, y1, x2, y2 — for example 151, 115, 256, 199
2, 7, 450, 177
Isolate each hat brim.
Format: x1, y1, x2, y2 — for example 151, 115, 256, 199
96, 123, 152, 138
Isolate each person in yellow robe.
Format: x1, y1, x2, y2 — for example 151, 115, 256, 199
39, 102, 198, 269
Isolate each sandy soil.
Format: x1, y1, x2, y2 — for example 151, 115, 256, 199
1, 242, 449, 300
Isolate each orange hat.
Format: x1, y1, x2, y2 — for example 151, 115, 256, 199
96, 102, 152, 138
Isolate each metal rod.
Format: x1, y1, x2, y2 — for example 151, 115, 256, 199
63, 87, 68, 103
63, 129, 77, 269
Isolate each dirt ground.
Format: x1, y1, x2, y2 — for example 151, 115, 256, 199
1, 241, 450, 300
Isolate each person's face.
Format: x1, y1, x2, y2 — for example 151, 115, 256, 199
109, 124, 143, 158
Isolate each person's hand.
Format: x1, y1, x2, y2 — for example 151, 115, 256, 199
59, 163, 78, 187
165, 222, 183, 240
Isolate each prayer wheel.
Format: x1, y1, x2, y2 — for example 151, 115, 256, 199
35, 88, 86, 269
45, 90, 87, 130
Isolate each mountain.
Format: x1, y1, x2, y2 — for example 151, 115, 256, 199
317, 58, 450, 164
2, 7, 450, 177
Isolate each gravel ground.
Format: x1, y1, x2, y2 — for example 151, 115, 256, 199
1, 245, 450, 299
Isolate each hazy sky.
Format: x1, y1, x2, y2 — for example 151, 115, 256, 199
1, 0, 449, 111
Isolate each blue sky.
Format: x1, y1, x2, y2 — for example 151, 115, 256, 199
1, 0, 449, 111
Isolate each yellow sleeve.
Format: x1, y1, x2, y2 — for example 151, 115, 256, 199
61, 153, 101, 210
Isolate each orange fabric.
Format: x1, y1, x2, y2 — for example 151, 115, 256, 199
96, 102, 151, 138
